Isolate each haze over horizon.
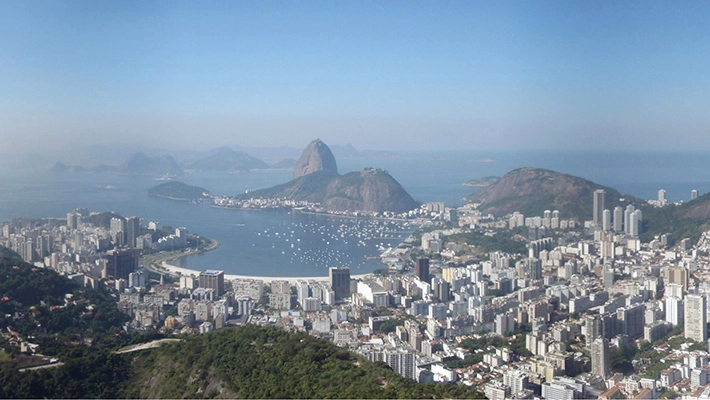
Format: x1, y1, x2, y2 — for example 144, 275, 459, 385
2, 1, 709, 156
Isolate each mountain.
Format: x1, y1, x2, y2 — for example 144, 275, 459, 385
243, 168, 418, 213
464, 167, 638, 220
241, 140, 418, 213
48, 162, 87, 174
293, 139, 338, 179
271, 157, 298, 169
118, 152, 184, 176
183, 147, 269, 172
148, 181, 210, 201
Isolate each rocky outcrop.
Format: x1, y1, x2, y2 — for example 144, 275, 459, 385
240, 140, 418, 213
321, 168, 419, 213
293, 140, 338, 179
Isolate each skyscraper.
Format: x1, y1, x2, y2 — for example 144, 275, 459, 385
658, 189, 666, 204
110, 217, 126, 246
125, 216, 140, 248
685, 294, 707, 342
415, 258, 430, 282
66, 212, 80, 231
692, 190, 699, 200
593, 189, 605, 228
602, 209, 611, 231
329, 266, 350, 301
105, 248, 138, 279
199, 270, 225, 296
613, 206, 623, 232
624, 205, 635, 235
629, 211, 640, 237
591, 338, 610, 378
666, 296, 683, 326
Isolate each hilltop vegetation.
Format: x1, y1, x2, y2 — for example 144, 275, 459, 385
148, 181, 210, 201
127, 324, 484, 399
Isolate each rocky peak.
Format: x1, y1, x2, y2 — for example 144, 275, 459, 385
293, 139, 338, 179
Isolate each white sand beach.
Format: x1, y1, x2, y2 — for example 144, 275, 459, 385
160, 262, 371, 284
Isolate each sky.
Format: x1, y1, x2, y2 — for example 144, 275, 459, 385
1, 1, 709, 154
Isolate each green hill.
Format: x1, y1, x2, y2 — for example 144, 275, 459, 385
126, 325, 483, 399
464, 167, 641, 220
148, 181, 210, 201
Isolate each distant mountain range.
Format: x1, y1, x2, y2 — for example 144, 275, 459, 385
49, 143, 405, 177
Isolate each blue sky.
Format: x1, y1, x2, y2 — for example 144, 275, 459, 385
1, 1, 709, 153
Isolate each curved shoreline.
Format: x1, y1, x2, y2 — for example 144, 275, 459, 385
141, 235, 220, 274
157, 261, 371, 284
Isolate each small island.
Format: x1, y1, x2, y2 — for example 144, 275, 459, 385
462, 176, 501, 187
147, 181, 211, 202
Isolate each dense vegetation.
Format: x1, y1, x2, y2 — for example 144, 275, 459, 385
447, 230, 528, 255
641, 199, 710, 244
128, 324, 484, 399
148, 181, 210, 201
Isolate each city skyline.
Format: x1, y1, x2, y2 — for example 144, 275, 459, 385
1, 1, 710, 156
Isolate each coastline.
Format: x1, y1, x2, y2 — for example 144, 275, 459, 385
157, 261, 371, 284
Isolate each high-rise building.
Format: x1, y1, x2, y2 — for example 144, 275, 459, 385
110, 217, 126, 246
685, 294, 707, 342
591, 338, 610, 378
629, 210, 642, 237
199, 270, 225, 297
66, 212, 80, 230
593, 189, 605, 228
624, 205, 635, 235
296, 280, 310, 306
613, 206, 623, 232
617, 303, 644, 339
666, 266, 688, 291
495, 312, 515, 336
125, 216, 140, 248
666, 296, 684, 326
415, 258, 430, 282
692, 190, 699, 200
105, 248, 138, 279
329, 266, 351, 301
602, 209, 611, 231
658, 189, 666, 204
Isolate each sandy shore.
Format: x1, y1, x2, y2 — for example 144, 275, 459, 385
159, 262, 371, 284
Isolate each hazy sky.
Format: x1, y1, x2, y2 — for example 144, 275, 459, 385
1, 1, 709, 154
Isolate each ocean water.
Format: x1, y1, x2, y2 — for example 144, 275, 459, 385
0, 150, 709, 276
